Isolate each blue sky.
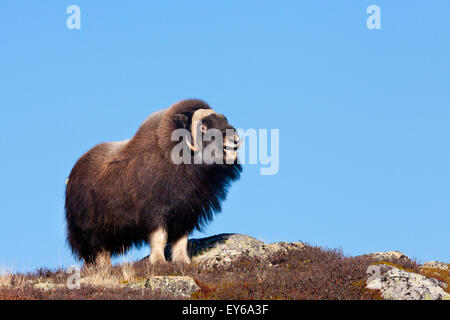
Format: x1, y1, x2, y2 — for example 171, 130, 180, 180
0, 1, 449, 271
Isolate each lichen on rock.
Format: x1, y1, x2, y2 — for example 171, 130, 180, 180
362, 251, 410, 263
144, 276, 200, 297
185, 233, 304, 268
420, 261, 449, 271
366, 264, 450, 300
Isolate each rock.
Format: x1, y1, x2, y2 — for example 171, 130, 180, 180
420, 261, 449, 271
125, 280, 146, 290
143, 276, 200, 297
185, 233, 304, 267
33, 280, 65, 291
33, 282, 56, 291
362, 251, 410, 262
366, 264, 450, 300
419, 261, 449, 290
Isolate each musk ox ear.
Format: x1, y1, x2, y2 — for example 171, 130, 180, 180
173, 114, 189, 128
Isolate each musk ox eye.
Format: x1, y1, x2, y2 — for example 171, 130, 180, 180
201, 124, 208, 133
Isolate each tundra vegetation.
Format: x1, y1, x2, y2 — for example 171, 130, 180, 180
1, 242, 446, 300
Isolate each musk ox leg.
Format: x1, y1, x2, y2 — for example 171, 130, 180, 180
148, 228, 167, 264
93, 251, 112, 268
171, 234, 191, 264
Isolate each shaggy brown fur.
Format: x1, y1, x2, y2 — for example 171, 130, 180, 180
65, 99, 242, 264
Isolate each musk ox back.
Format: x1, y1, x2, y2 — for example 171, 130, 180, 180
65, 99, 242, 265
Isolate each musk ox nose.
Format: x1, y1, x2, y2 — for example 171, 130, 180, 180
233, 131, 242, 144
233, 134, 240, 144
232, 134, 242, 149
224, 133, 242, 150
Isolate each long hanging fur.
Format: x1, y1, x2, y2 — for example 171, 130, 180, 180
65, 99, 242, 263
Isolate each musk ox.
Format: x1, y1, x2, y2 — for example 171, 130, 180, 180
65, 99, 242, 265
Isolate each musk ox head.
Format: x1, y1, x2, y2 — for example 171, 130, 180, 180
170, 105, 242, 165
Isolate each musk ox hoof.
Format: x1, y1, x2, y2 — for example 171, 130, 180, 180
149, 254, 167, 265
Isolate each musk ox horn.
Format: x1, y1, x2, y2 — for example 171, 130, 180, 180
186, 137, 199, 152
190, 108, 216, 151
